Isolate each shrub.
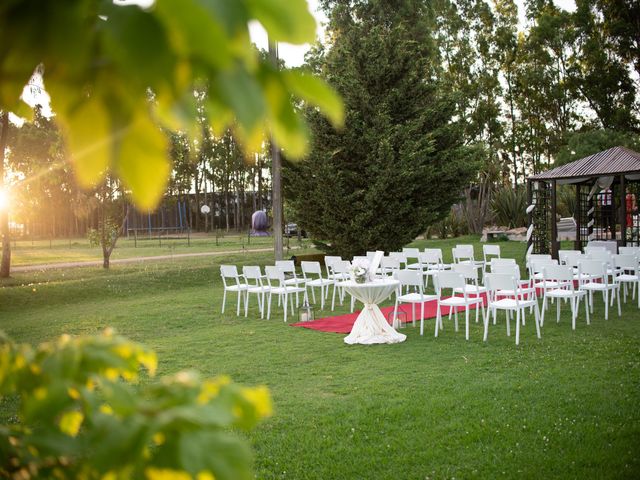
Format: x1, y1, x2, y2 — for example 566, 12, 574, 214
0, 330, 271, 480
491, 187, 527, 228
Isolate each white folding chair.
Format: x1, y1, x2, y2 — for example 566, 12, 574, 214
242, 265, 269, 318
490, 263, 536, 320
451, 263, 486, 322
324, 255, 342, 280
301, 261, 335, 310
482, 244, 501, 274
389, 251, 407, 269
264, 266, 308, 322
393, 269, 437, 334
578, 259, 621, 320
403, 248, 421, 270
420, 250, 449, 289
331, 260, 352, 310
484, 273, 541, 345
541, 265, 589, 329
220, 265, 248, 316
613, 254, 640, 307
380, 256, 401, 277
434, 271, 483, 340
452, 245, 484, 280
275, 260, 306, 305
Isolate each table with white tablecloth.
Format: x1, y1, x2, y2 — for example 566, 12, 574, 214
342, 279, 406, 345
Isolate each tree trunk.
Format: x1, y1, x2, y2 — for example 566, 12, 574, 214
269, 39, 283, 261
0, 111, 11, 278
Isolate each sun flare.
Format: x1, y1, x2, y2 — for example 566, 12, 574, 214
0, 189, 9, 211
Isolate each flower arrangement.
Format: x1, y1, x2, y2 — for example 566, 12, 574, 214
350, 258, 370, 283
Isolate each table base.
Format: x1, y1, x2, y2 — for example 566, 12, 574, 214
344, 303, 406, 345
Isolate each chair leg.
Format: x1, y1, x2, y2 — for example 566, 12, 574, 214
534, 303, 541, 339
420, 302, 425, 336
283, 293, 288, 323
515, 308, 520, 345
465, 306, 470, 340
483, 306, 491, 342
454, 308, 459, 332
221, 290, 227, 314
435, 302, 441, 337
506, 310, 511, 337
236, 290, 242, 316
541, 295, 547, 327
617, 286, 622, 316
570, 296, 576, 330
556, 297, 560, 324
605, 290, 609, 320
267, 294, 272, 320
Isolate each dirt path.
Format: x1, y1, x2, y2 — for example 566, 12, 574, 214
12, 247, 298, 273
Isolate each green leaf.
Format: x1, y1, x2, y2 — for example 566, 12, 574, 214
115, 112, 170, 210
283, 70, 344, 127
177, 431, 253, 480
215, 67, 266, 140
57, 96, 112, 188
154, 0, 232, 69
100, 3, 176, 92
263, 71, 308, 158
246, 0, 317, 44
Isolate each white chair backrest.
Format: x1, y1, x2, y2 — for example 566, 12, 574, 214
220, 264, 240, 278
452, 246, 473, 262
587, 240, 617, 255
352, 256, 368, 264
586, 250, 614, 270
614, 254, 638, 271
526, 253, 551, 264
456, 244, 475, 257
490, 258, 516, 270
242, 265, 262, 281
559, 250, 582, 264
424, 248, 445, 259
381, 256, 400, 271
275, 260, 295, 273
485, 273, 519, 297
420, 250, 442, 265
402, 248, 420, 259
483, 244, 501, 259
491, 263, 521, 280
265, 265, 285, 285
584, 245, 606, 254
543, 264, 574, 283
578, 259, 607, 280
529, 258, 558, 275
396, 269, 423, 289
333, 260, 351, 275
434, 271, 466, 292
619, 246, 640, 257
389, 252, 407, 264
452, 262, 478, 281
325, 256, 341, 269
301, 261, 322, 276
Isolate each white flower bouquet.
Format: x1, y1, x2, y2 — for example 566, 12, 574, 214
350, 259, 370, 283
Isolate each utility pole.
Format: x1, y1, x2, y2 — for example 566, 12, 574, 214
269, 39, 283, 261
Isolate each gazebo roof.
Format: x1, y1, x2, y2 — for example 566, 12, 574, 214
529, 146, 640, 181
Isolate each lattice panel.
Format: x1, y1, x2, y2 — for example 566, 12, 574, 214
576, 183, 592, 250
530, 181, 551, 254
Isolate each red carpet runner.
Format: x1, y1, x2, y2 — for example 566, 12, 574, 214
291, 297, 486, 334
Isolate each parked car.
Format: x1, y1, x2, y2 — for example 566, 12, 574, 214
284, 223, 306, 238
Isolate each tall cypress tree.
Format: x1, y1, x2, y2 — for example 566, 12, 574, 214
285, 0, 479, 257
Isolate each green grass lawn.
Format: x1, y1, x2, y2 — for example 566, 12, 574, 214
1, 237, 639, 478
9, 233, 311, 266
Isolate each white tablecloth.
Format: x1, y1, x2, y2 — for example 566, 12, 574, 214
342, 279, 406, 345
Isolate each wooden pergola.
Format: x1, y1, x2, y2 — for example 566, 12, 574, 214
527, 146, 640, 258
